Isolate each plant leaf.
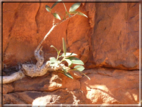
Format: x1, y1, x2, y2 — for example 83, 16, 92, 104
64, 59, 72, 66
61, 52, 77, 57
69, 11, 88, 18
58, 50, 61, 55
49, 57, 58, 66
49, 57, 57, 63
69, 3, 81, 12
67, 57, 84, 65
50, 63, 56, 66
50, 45, 58, 53
52, 13, 61, 20
64, 72, 74, 79
45, 5, 51, 12
74, 65, 85, 72
49, 61, 61, 66
51, 0, 62, 9
76, 11, 88, 18
62, 38, 66, 56
72, 59, 84, 65
61, 66, 73, 79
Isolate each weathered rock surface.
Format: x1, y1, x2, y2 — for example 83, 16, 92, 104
87, 3, 140, 70
3, 69, 139, 104
2, 71, 84, 105
12, 72, 80, 92
3, 3, 90, 67
3, 3, 140, 70
2, 2, 140, 105
3, 89, 86, 105
81, 69, 139, 104
3, 84, 14, 94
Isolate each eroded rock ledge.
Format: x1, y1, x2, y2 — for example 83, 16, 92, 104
2, 68, 139, 105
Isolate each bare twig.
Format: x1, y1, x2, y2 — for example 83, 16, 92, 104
52, 18, 55, 26
35, 14, 77, 52
2, 70, 25, 84
35, 25, 56, 52
1, 2, 86, 85
63, 3, 67, 12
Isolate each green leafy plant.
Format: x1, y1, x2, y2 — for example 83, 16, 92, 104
36, 0, 89, 79
45, 0, 87, 20
49, 38, 90, 80
36, 0, 88, 54
1, 0, 90, 85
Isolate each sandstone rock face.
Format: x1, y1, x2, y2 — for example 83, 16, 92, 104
3, 71, 86, 105
3, 3, 140, 70
3, 3, 90, 67
3, 84, 14, 94
3, 69, 139, 104
3, 89, 87, 105
2, 2, 140, 105
87, 3, 140, 70
81, 69, 139, 104
12, 72, 80, 92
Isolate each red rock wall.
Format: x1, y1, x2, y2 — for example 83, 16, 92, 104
89, 3, 140, 70
2, 2, 140, 105
3, 69, 139, 104
3, 3, 140, 70
3, 3, 90, 67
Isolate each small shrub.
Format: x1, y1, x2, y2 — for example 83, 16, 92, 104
44, 0, 89, 79
50, 38, 90, 79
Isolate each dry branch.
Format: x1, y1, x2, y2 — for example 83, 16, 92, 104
1, 14, 78, 84
1, 70, 25, 84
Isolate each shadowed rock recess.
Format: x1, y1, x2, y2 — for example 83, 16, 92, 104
2, 3, 140, 105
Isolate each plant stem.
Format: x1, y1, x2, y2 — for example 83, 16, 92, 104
36, 25, 56, 51
63, 3, 67, 12
56, 50, 61, 61
60, 57, 66, 63
36, 14, 77, 51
